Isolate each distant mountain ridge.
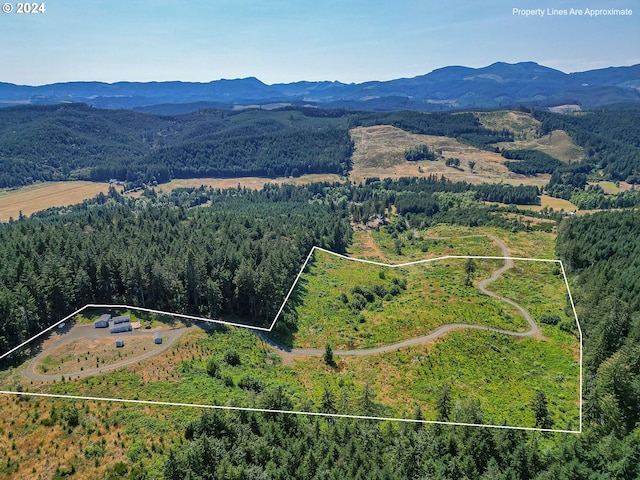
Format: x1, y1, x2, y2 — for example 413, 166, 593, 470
1, 62, 639, 112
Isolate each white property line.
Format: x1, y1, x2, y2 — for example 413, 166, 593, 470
0, 390, 581, 434
0, 246, 583, 434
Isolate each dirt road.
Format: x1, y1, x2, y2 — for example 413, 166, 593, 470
262, 234, 540, 357
23, 324, 189, 382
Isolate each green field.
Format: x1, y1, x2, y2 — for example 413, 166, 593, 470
293, 329, 579, 429
288, 250, 527, 350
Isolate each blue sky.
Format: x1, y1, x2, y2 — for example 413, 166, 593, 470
1, 0, 638, 85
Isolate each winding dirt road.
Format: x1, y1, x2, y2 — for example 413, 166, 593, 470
21, 234, 540, 379
262, 233, 540, 358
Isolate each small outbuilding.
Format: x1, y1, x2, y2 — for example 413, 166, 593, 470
94, 314, 111, 328
113, 315, 131, 325
154, 332, 162, 344
115, 338, 124, 348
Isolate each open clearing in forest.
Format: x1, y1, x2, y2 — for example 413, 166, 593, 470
0, 181, 111, 221
0, 228, 581, 432
152, 174, 342, 192
34, 335, 158, 377
497, 130, 584, 163
349, 125, 550, 187
476, 110, 584, 163
486, 194, 579, 213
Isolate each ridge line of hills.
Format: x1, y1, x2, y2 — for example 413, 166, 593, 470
2, 61, 639, 112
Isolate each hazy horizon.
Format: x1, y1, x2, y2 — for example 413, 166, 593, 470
1, 0, 638, 85
3, 60, 639, 88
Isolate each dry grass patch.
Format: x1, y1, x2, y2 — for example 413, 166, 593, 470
0, 181, 111, 221
497, 130, 584, 163
136, 329, 205, 384
476, 111, 583, 162
488, 195, 578, 213
349, 125, 549, 187
590, 181, 620, 194
476, 110, 540, 138
536, 195, 578, 212
153, 173, 342, 192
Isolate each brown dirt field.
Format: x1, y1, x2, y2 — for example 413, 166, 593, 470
0, 181, 111, 221
619, 181, 639, 192
349, 125, 550, 187
153, 173, 342, 192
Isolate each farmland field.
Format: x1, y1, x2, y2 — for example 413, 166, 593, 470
0, 181, 111, 221
152, 173, 342, 192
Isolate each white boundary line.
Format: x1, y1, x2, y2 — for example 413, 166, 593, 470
0, 247, 583, 434
0, 390, 580, 434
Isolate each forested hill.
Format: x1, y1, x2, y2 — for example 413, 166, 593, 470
3, 103, 640, 195
0, 105, 512, 188
0, 104, 354, 188
0, 183, 353, 354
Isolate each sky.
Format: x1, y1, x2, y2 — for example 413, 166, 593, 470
0, 0, 638, 85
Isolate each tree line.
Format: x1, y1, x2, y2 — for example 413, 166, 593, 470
0, 184, 351, 357
502, 149, 563, 175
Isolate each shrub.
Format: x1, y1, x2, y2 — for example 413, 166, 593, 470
206, 358, 221, 378
539, 314, 560, 325
350, 293, 367, 312
223, 350, 241, 366
222, 375, 234, 387
238, 375, 265, 392
372, 284, 387, 298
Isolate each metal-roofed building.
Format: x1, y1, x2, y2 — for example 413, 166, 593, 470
94, 314, 111, 328
110, 324, 132, 334
112, 315, 131, 325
